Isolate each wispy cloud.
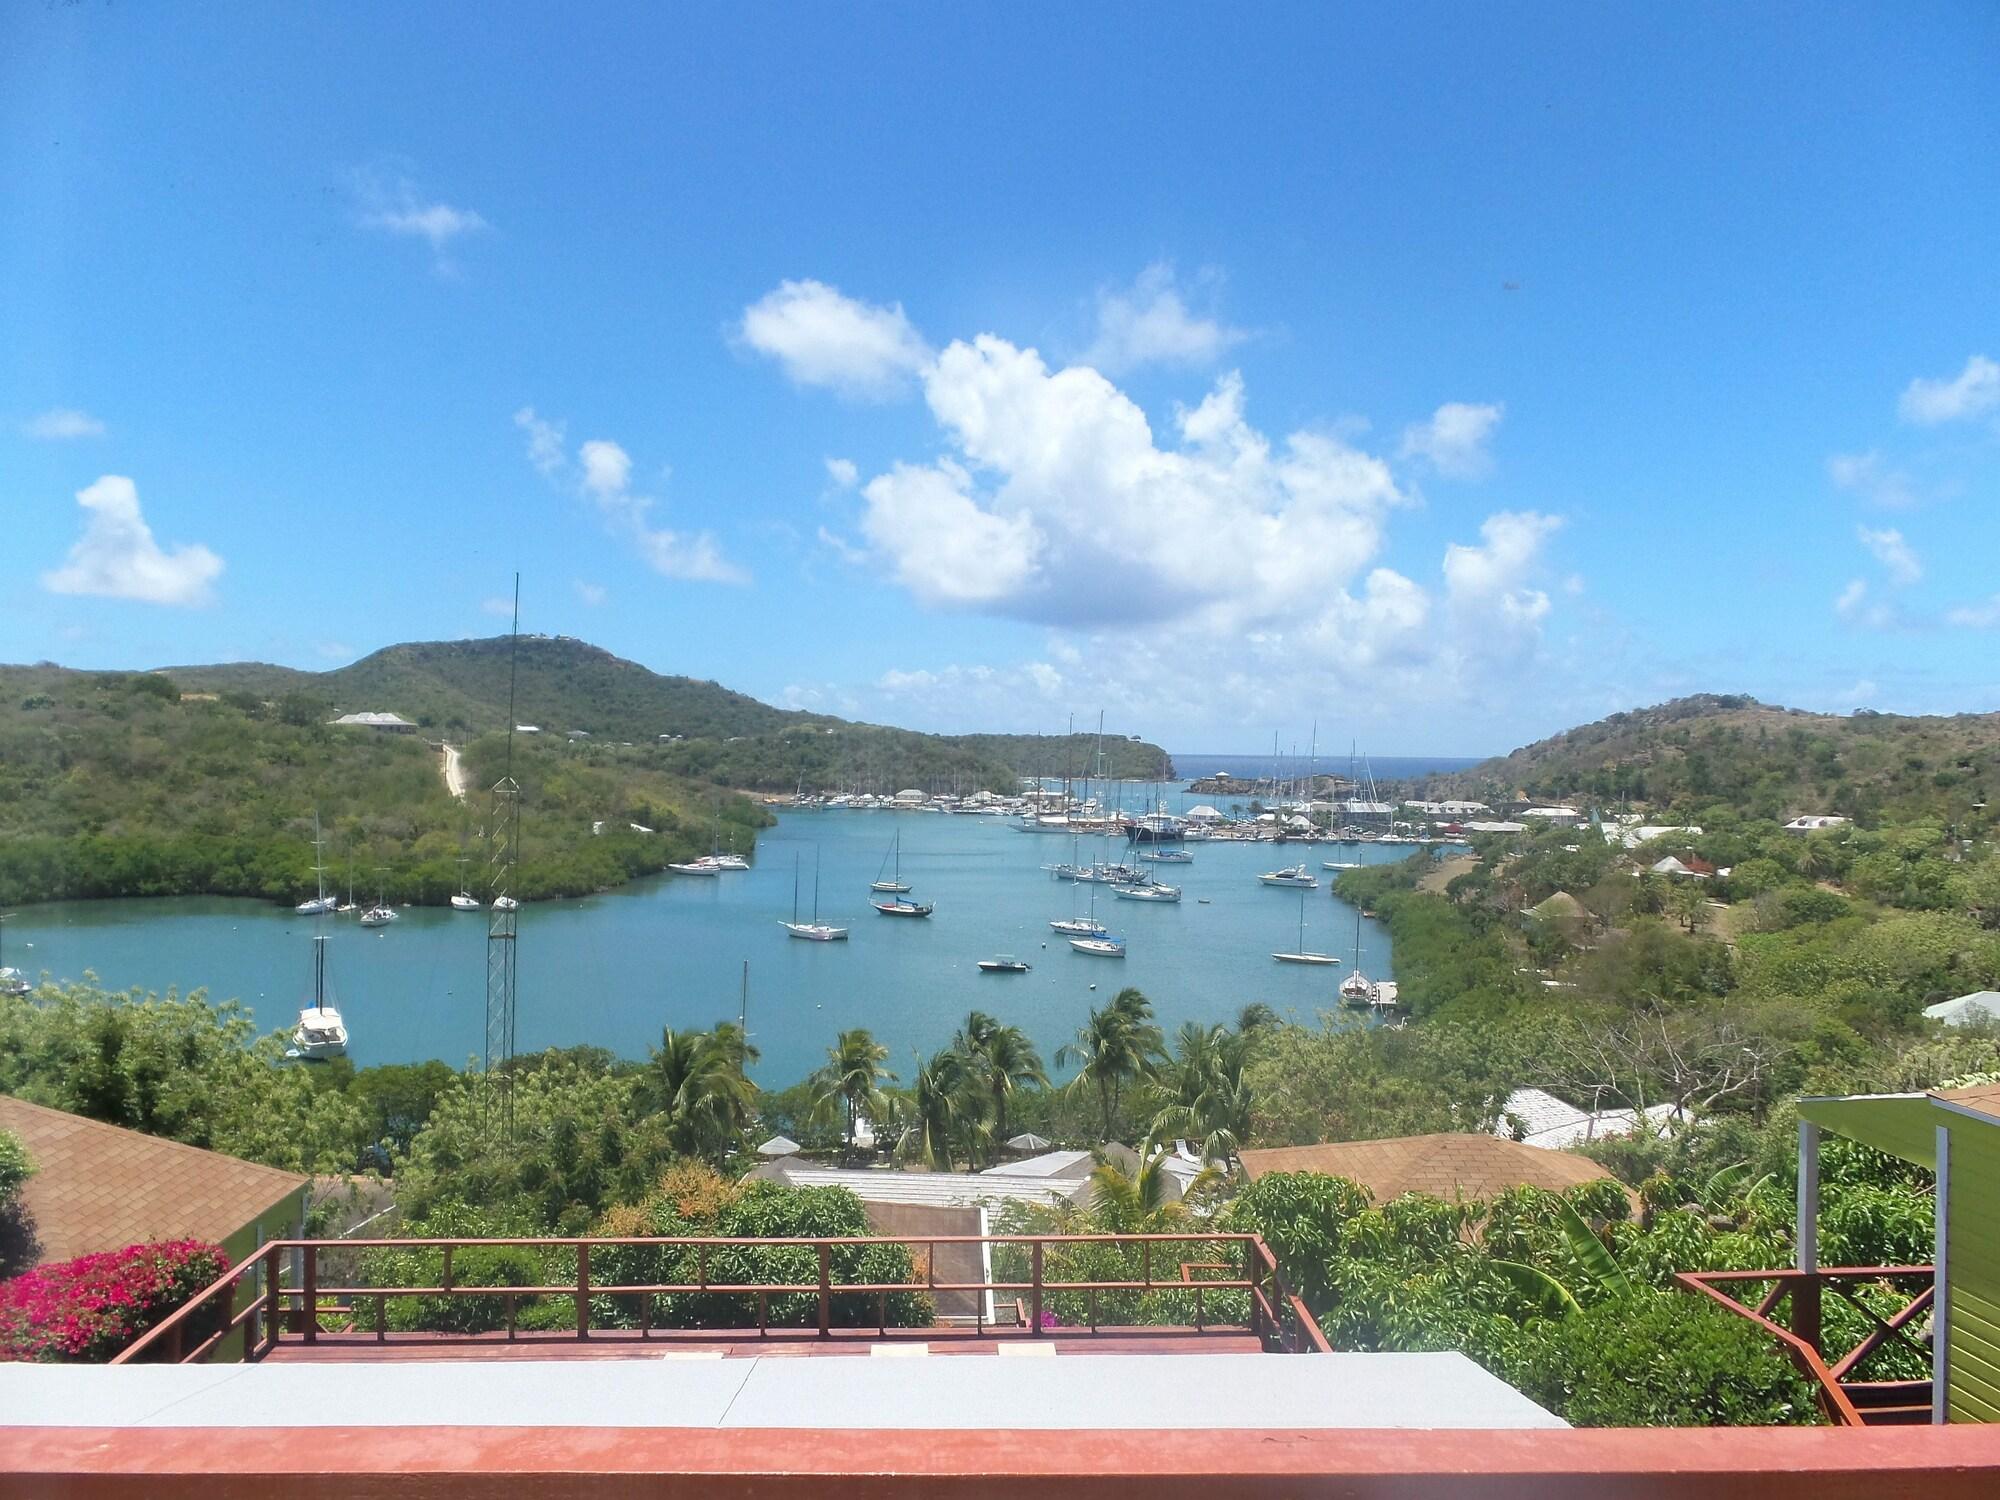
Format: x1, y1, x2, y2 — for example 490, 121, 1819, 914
481, 595, 517, 618
824, 457, 859, 489
1400, 402, 1505, 480
575, 580, 607, 606
1078, 263, 1247, 375
1827, 450, 1916, 509
353, 167, 489, 269
1947, 595, 2000, 629
1857, 525, 1921, 585
1899, 354, 1999, 426
41, 475, 224, 607
512, 407, 747, 585
24, 407, 105, 440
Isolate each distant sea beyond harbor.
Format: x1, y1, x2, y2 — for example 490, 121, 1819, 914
1170, 753, 1489, 783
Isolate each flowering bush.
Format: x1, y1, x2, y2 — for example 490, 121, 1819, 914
0, 1239, 230, 1362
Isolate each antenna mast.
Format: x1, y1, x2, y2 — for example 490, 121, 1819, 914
485, 574, 523, 1135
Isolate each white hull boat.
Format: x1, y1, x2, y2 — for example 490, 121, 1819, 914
359, 906, 398, 927
1050, 917, 1108, 937
668, 861, 722, 875
1112, 884, 1180, 902
783, 922, 849, 942
1274, 951, 1341, 966
450, 893, 482, 911
1260, 864, 1318, 888
1068, 937, 1126, 957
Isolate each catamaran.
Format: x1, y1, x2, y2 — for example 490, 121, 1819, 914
287, 931, 348, 1061
1259, 863, 1318, 889
295, 814, 337, 915
1273, 886, 1340, 965
782, 850, 848, 941
870, 831, 912, 893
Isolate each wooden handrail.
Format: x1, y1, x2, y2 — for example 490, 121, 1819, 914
116, 1231, 1329, 1363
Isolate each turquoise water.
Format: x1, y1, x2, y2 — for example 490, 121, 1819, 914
2, 810, 1426, 1087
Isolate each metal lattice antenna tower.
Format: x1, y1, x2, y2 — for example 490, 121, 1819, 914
484, 575, 523, 1135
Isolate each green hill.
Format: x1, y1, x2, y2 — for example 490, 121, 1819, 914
165, 636, 1173, 792
1414, 694, 2000, 825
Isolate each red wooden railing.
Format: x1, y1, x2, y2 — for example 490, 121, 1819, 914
1675, 1265, 1935, 1427
113, 1232, 1329, 1364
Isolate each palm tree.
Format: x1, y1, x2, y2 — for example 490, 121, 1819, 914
813, 1028, 893, 1161
1056, 987, 1164, 1141
899, 1047, 982, 1169
1145, 1022, 1254, 1164
638, 1023, 759, 1161
957, 1010, 1047, 1146
1086, 1147, 1220, 1231
1234, 1002, 1280, 1035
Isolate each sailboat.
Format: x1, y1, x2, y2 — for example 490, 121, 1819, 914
1050, 876, 1108, 937
450, 857, 482, 911
287, 929, 348, 1060
1273, 886, 1340, 965
870, 831, 912, 893
782, 850, 849, 941
295, 814, 337, 915
0, 914, 29, 997
1339, 904, 1380, 1006
359, 868, 398, 927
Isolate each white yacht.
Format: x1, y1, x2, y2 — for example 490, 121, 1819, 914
1338, 905, 1380, 1006
1050, 916, 1108, 937
1111, 883, 1180, 902
668, 860, 722, 876
1259, 864, 1318, 888
450, 891, 482, 911
1273, 887, 1340, 965
781, 850, 849, 942
359, 905, 398, 928
870, 832, 912, 893
1138, 849, 1193, 864
492, 894, 520, 911
1068, 936, 1127, 957
287, 933, 348, 1061
295, 813, 336, 914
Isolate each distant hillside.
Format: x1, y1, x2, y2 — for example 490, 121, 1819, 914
0, 663, 768, 908
164, 637, 1173, 792
1408, 694, 2000, 824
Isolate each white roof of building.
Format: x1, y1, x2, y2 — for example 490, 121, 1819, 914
1784, 814, 1849, 830
982, 1149, 1094, 1180
1520, 806, 1581, 819
1495, 1088, 1681, 1150
759, 1162, 1090, 1209
1343, 800, 1395, 815
327, 711, 415, 727
1183, 804, 1224, 819
1463, 820, 1527, 834
1924, 991, 2000, 1027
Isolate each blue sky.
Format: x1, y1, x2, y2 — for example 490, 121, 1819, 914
4, 3, 1996, 755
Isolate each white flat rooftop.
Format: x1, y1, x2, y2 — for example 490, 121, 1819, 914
0, 1352, 1563, 1430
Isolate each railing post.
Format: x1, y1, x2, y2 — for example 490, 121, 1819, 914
301, 1243, 318, 1345
441, 1245, 454, 1295
1030, 1241, 1044, 1336
817, 1243, 832, 1336
1796, 1120, 1822, 1356
576, 1243, 591, 1339
260, 1242, 282, 1357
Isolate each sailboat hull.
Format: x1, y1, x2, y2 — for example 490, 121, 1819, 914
869, 881, 911, 893
1272, 952, 1341, 965
782, 922, 849, 941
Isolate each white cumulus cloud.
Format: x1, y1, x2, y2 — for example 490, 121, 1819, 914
824, 457, 859, 489
353, 167, 489, 267
512, 408, 746, 585
1079, 263, 1247, 374
1400, 402, 1505, 480
737, 280, 931, 399
41, 475, 224, 606
25, 407, 106, 440
1857, 525, 1921, 585
1898, 354, 1999, 426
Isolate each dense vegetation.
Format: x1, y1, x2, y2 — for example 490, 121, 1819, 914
160, 635, 1173, 792
0, 665, 769, 907
1409, 693, 2000, 823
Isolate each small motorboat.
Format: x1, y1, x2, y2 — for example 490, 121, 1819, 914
1049, 917, 1108, 937
1111, 883, 1180, 902
1259, 864, 1318, 888
1068, 936, 1127, 958
977, 956, 1031, 973
872, 897, 934, 918
1322, 861, 1362, 871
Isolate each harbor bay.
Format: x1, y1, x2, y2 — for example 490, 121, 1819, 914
3, 807, 1415, 1086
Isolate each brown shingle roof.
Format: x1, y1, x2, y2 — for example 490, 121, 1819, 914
1936, 1083, 2000, 1125
0, 1095, 309, 1265
1236, 1132, 1627, 1204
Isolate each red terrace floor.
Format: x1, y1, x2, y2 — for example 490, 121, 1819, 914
262, 1325, 1265, 1361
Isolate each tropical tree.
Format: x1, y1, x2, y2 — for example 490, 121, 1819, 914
813, 1029, 893, 1160
898, 1047, 983, 1169
1056, 987, 1164, 1141
636, 1023, 759, 1162
1145, 1021, 1255, 1163
1666, 879, 1710, 935
1086, 1148, 1218, 1232
957, 1011, 1047, 1146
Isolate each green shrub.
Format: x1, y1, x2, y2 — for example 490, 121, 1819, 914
1507, 1292, 1820, 1427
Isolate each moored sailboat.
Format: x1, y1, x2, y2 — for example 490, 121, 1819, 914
870, 831, 912, 893
782, 849, 849, 941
